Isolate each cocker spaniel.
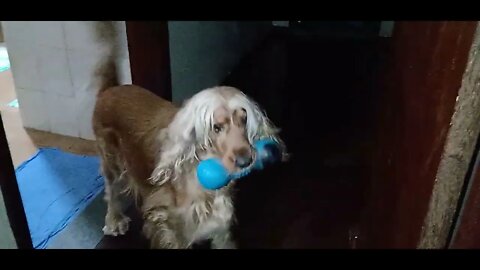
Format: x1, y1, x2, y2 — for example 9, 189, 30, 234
92, 21, 287, 249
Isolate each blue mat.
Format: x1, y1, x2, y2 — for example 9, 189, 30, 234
15, 148, 104, 249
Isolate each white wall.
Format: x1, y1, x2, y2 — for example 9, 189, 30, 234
168, 21, 272, 103
2, 21, 271, 138
1, 21, 131, 140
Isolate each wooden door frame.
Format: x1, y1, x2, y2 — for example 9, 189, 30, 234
445, 26, 480, 249
419, 24, 480, 248
0, 113, 32, 249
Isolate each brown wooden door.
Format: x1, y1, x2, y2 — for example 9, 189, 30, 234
126, 21, 172, 100
356, 21, 478, 248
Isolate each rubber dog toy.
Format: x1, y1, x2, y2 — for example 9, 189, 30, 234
196, 138, 281, 190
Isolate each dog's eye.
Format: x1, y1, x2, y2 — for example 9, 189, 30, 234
213, 124, 222, 133
241, 108, 247, 124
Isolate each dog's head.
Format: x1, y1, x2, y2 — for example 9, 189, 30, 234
150, 86, 287, 186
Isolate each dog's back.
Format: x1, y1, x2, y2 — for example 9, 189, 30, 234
92, 22, 177, 196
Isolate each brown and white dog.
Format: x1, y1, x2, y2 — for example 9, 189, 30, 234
92, 22, 287, 249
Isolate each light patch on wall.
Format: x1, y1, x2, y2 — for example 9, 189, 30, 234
379, 21, 395, 38
8, 99, 18, 108
0, 45, 10, 72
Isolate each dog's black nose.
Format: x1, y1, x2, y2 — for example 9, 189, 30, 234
235, 155, 252, 168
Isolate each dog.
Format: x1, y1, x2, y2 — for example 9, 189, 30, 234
92, 22, 287, 249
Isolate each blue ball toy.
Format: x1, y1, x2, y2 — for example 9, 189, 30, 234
196, 139, 281, 190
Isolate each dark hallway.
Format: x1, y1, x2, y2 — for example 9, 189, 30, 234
225, 22, 384, 248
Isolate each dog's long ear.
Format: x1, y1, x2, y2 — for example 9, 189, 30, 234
167, 98, 197, 145
150, 99, 198, 185
245, 99, 289, 162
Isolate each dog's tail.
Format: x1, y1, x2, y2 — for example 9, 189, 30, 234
94, 21, 120, 95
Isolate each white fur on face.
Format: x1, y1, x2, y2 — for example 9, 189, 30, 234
150, 86, 286, 186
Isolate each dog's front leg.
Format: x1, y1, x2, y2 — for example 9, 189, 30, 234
143, 207, 184, 249
211, 230, 236, 249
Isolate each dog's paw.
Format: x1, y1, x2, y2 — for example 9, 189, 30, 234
103, 215, 131, 236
